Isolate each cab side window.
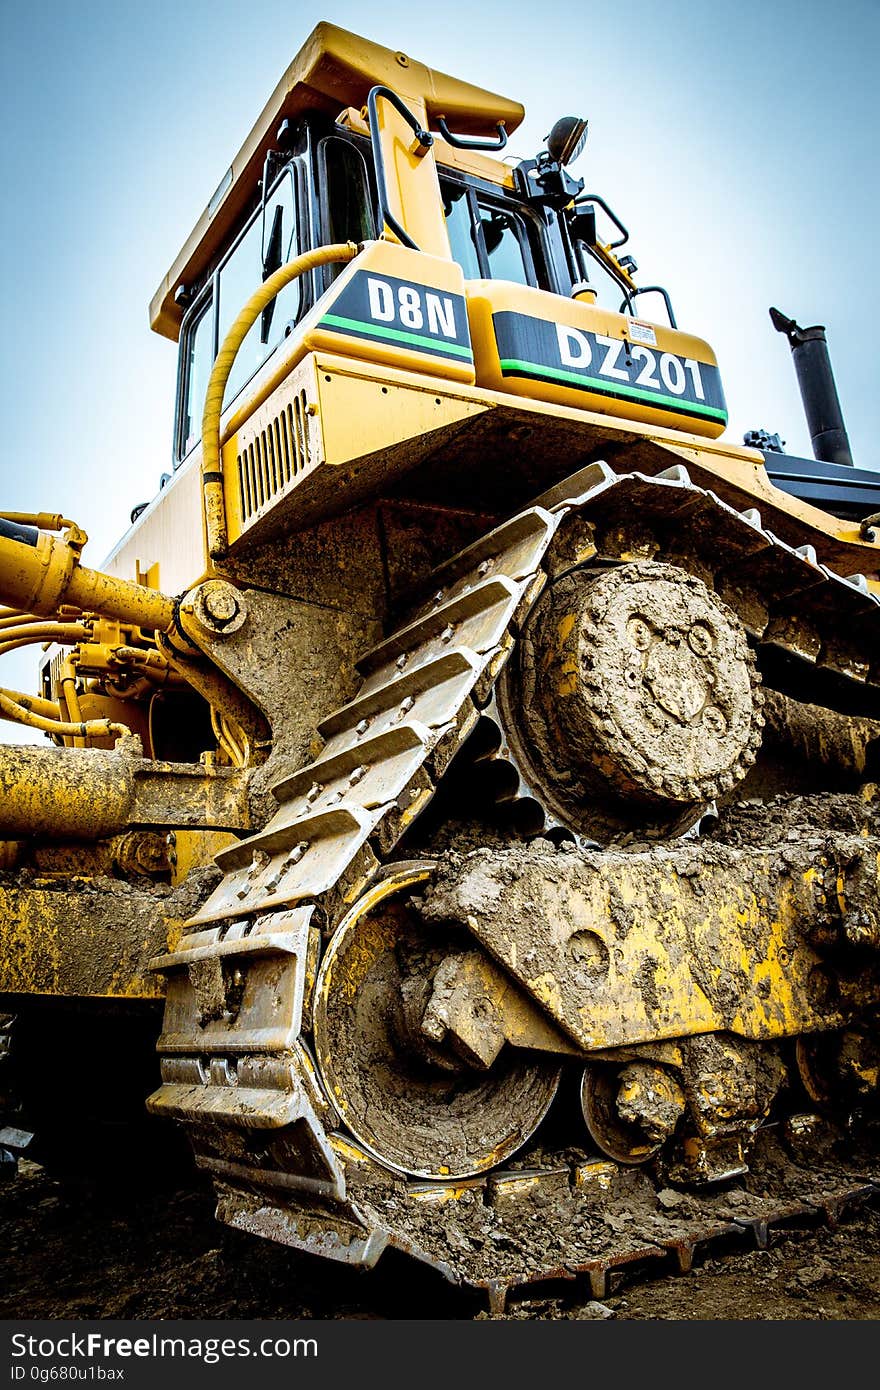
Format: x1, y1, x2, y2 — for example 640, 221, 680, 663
441, 177, 533, 286
442, 183, 482, 279
218, 172, 300, 406
321, 136, 374, 250
180, 294, 214, 458
577, 246, 628, 313
479, 205, 528, 283
176, 168, 303, 461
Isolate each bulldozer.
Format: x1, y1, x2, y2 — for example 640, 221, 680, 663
2, 22, 880, 1313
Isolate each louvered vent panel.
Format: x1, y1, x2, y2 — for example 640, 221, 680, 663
236, 388, 311, 525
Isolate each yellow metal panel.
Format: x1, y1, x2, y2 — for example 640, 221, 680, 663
300, 240, 475, 384
373, 94, 451, 260
451, 845, 880, 1051
151, 23, 523, 339
467, 279, 726, 439
220, 357, 323, 547
316, 359, 485, 469
171, 829, 238, 885
0, 880, 182, 999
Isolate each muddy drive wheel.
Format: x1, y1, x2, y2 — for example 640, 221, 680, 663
505, 559, 764, 841
313, 868, 561, 1180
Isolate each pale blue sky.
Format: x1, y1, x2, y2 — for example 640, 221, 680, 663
0, 0, 878, 725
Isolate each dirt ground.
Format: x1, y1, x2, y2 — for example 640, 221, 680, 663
2, 1157, 879, 1321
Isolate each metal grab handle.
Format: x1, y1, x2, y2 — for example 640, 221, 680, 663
576, 193, 629, 250
620, 284, 678, 331
437, 117, 508, 152
366, 85, 434, 252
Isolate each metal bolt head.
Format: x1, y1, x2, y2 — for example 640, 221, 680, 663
204, 588, 239, 623
189, 580, 248, 635
245, 849, 269, 881
393, 695, 415, 724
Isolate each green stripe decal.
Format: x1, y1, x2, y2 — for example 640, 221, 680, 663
499, 358, 728, 421
320, 313, 474, 359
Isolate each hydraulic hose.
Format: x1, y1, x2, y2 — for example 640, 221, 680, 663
0, 687, 126, 742
201, 240, 361, 558
0, 621, 90, 658
0, 517, 38, 547
0, 688, 62, 722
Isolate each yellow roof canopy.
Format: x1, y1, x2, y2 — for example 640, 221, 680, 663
150, 21, 524, 341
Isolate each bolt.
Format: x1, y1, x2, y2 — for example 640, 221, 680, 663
394, 695, 415, 723
246, 849, 269, 880
703, 707, 728, 737
203, 586, 239, 626
478, 558, 493, 576
355, 718, 370, 737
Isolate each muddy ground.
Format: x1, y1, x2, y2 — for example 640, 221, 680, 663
2, 1158, 879, 1321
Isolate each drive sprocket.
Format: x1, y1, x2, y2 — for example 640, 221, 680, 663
504, 559, 765, 841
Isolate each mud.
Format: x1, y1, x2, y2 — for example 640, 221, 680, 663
521, 561, 760, 811
417, 800, 880, 1059
314, 905, 560, 1177
709, 790, 880, 847
2, 1155, 879, 1320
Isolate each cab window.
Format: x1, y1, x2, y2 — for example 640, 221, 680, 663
577, 245, 628, 313
479, 205, 528, 283
217, 170, 300, 407
176, 168, 303, 460
442, 183, 481, 279
441, 178, 532, 286
180, 293, 214, 458
321, 136, 374, 248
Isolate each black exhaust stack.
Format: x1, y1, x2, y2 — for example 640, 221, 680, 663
770, 307, 853, 467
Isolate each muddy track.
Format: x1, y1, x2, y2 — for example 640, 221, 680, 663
144, 462, 880, 1295
2, 1160, 879, 1320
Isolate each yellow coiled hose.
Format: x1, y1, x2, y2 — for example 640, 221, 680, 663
200, 240, 361, 558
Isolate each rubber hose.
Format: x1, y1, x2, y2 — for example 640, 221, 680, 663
201, 240, 361, 558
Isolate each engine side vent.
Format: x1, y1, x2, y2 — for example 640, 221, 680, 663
237, 388, 311, 524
